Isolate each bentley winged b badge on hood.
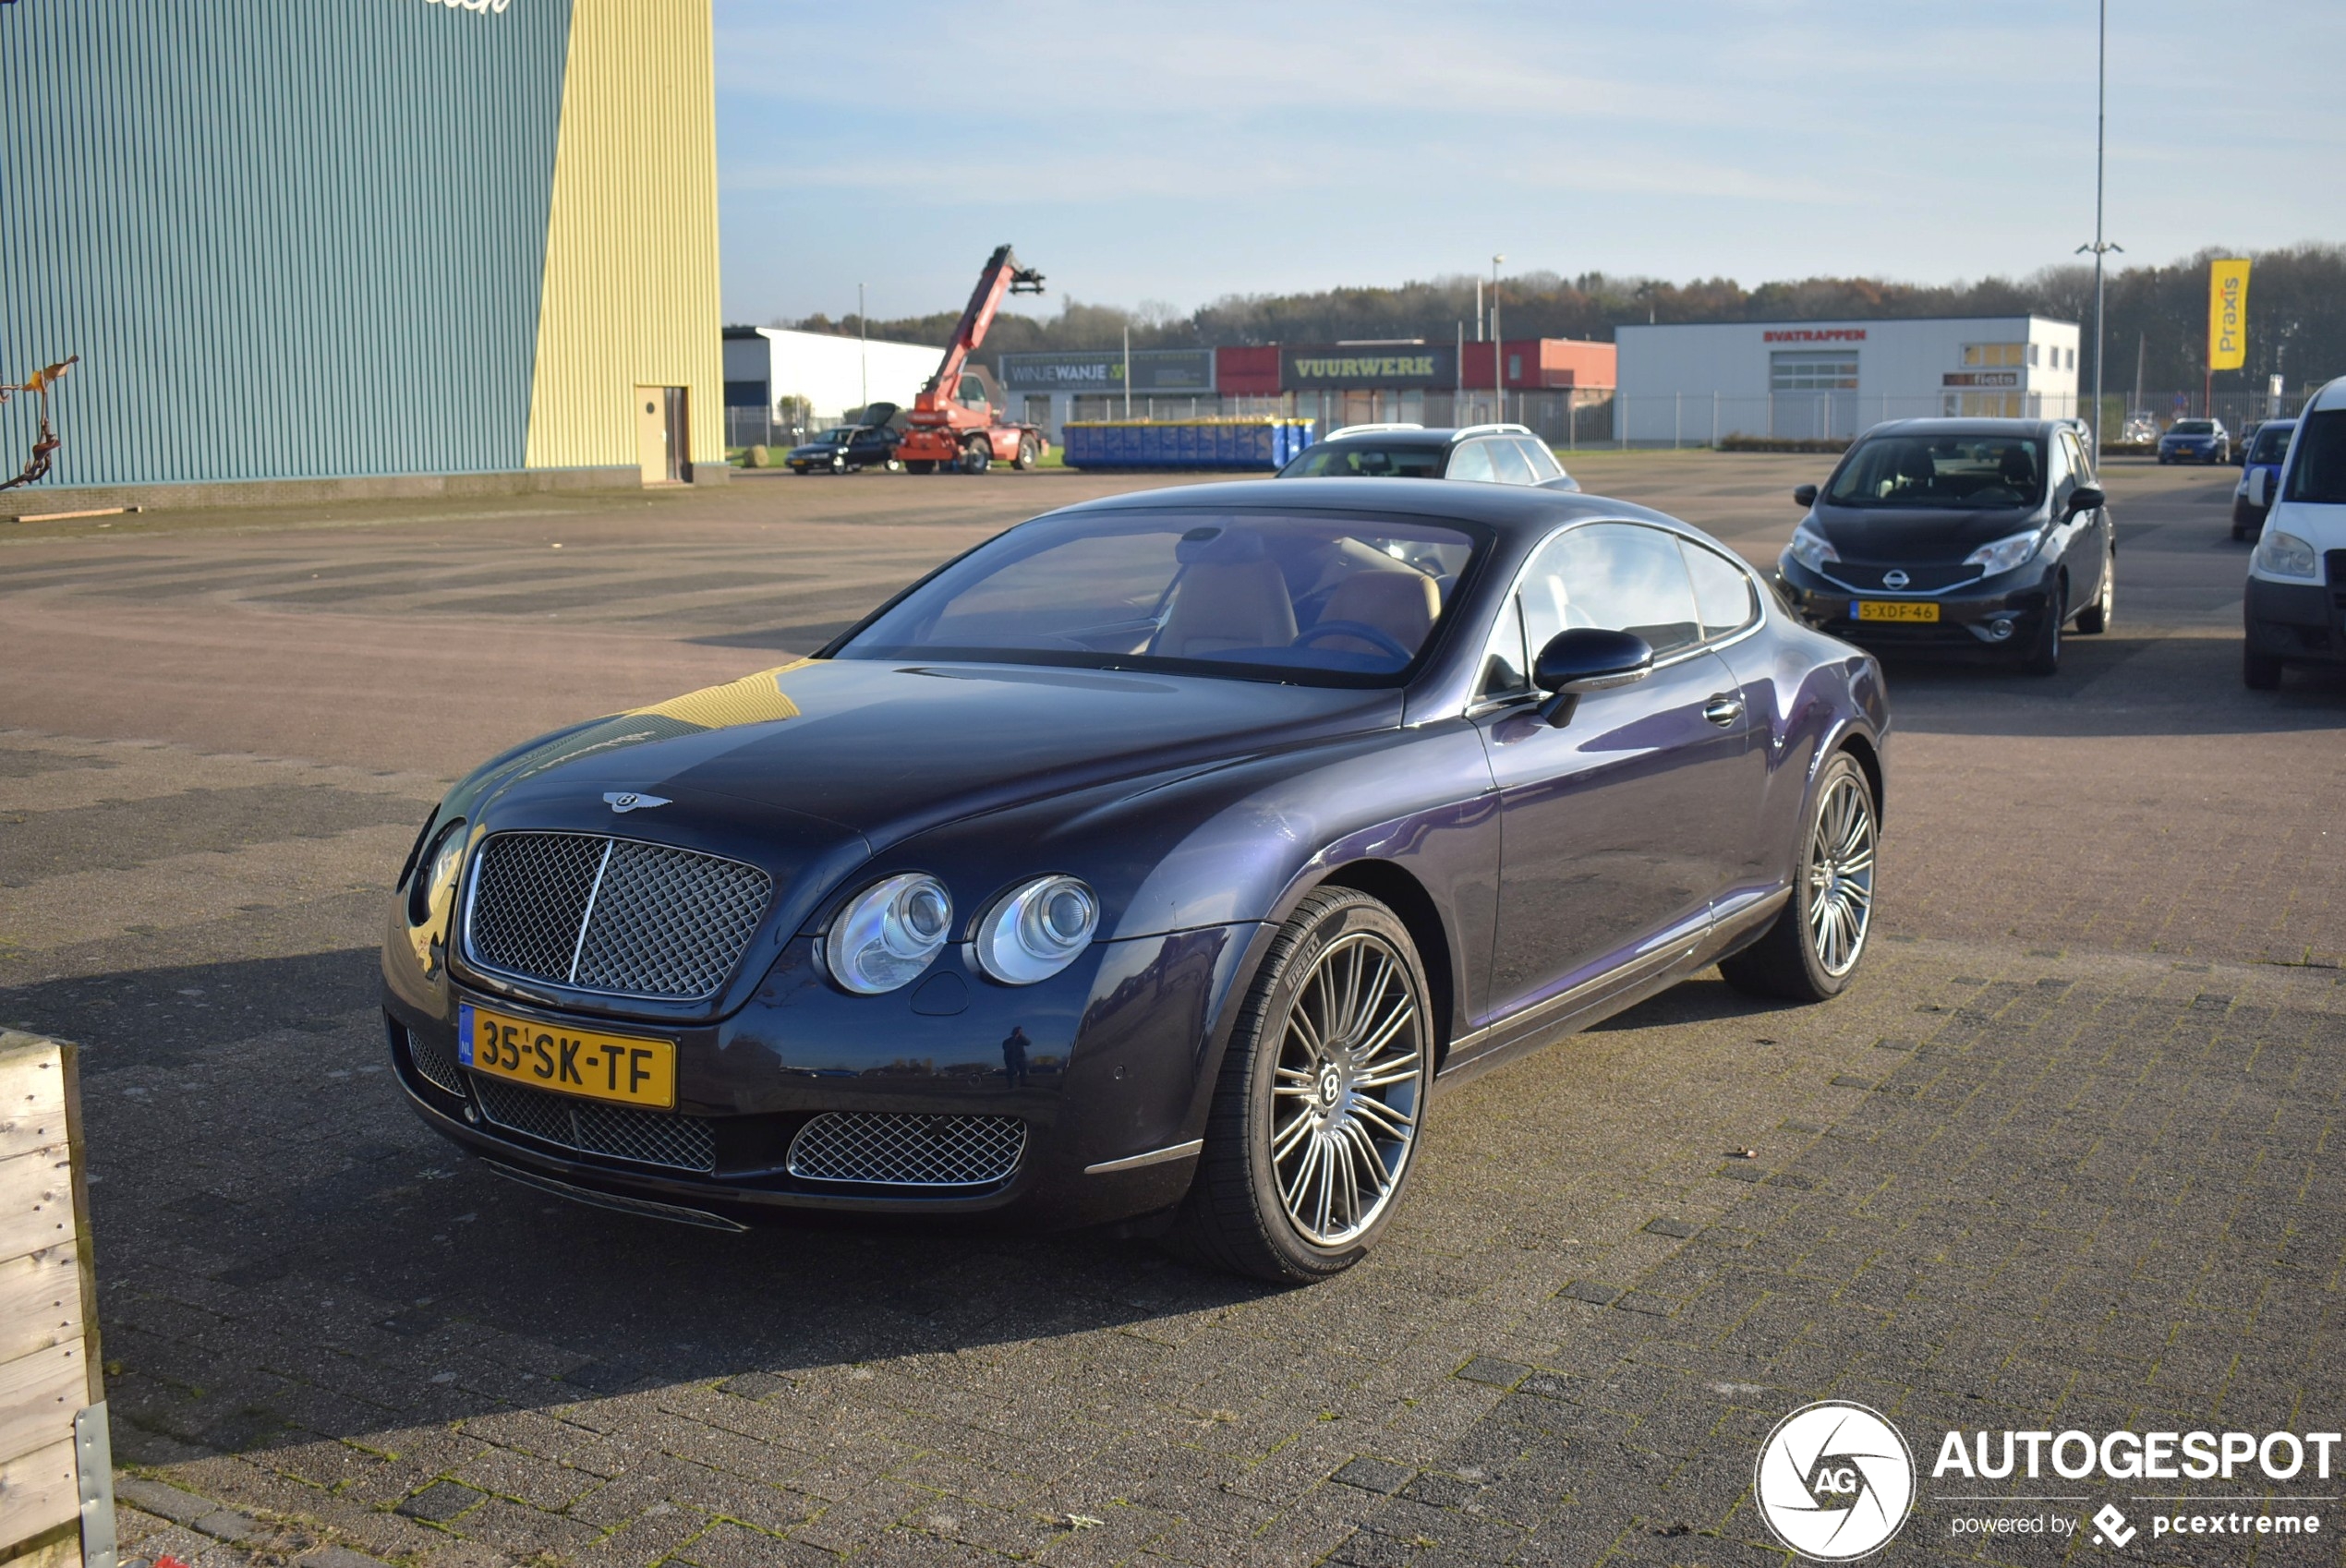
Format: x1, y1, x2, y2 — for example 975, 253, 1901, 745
602, 791, 671, 814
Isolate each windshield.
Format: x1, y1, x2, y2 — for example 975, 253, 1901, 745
832, 510, 1483, 684
817, 428, 857, 443
2172, 420, 2215, 435
1281, 443, 1447, 478
1824, 435, 2047, 510
2249, 423, 2296, 464
2282, 411, 2346, 505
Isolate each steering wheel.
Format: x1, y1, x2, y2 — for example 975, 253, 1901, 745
1292, 620, 1412, 661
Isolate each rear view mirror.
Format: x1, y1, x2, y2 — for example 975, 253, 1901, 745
1532, 628, 1654, 727
1794, 484, 1819, 508
2066, 486, 2105, 516
2248, 469, 2271, 508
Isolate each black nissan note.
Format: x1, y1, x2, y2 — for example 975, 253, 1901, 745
1774, 418, 2115, 676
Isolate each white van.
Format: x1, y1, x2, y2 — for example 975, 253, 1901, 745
2243, 375, 2346, 689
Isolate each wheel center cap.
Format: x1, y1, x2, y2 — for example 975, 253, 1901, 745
1317, 1064, 1344, 1108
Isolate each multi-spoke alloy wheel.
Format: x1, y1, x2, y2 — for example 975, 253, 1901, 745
1722, 751, 1879, 1003
1805, 769, 1876, 979
1268, 930, 1423, 1247
1170, 887, 1433, 1283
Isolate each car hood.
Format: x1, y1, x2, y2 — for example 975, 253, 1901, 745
462, 657, 1405, 852
1808, 505, 2045, 564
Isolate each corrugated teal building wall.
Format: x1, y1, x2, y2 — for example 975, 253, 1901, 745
0, 0, 725, 500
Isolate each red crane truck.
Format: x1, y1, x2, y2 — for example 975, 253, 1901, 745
894, 245, 1050, 474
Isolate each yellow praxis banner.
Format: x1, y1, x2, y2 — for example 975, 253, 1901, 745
2208, 259, 2251, 370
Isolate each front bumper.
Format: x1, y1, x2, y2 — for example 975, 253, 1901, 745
2160, 441, 2222, 463
2244, 573, 2346, 667
384, 925, 1255, 1230
1776, 560, 2055, 653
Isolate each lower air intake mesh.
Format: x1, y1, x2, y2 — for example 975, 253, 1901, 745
471, 1075, 717, 1175
787, 1112, 1026, 1188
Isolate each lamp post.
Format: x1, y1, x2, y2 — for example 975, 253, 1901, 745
1490, 254, 1505, 424
858, 282, 868, 416
2074, 0, 2120, 452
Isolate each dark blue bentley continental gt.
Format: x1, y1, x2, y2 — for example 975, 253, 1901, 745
383, 479, 1890, 1283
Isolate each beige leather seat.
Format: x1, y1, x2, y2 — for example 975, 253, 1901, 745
1312, 567, 1440, 657
1155, 558, 1298, 658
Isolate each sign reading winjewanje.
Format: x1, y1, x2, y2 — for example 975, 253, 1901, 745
997, 351, 1215, 394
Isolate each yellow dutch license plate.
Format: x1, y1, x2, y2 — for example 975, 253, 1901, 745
457, 1002, 676, 1109
1856, 600, 1940, 623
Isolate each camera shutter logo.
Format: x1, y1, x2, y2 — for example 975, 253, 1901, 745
1753, 1401, 1915, 1560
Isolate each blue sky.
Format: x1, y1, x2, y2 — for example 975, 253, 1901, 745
711, 1, 2344, 328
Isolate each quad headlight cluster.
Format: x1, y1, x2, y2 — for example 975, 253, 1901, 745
822, 873, 1099, 995
405, 816, 468, 928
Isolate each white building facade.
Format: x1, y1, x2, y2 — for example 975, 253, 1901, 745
1614, 316, 2081, 445
722, 327, 942, 426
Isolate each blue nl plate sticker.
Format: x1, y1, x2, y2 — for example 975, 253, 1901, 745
457, 1003, 475, 1065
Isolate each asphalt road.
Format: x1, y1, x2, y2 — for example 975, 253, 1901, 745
2, 453, 2340, 1567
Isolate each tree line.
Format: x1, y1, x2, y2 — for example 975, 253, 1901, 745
771, 243, 2343, 405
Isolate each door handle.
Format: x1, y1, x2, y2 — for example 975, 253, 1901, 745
1703, 694, 1744, 727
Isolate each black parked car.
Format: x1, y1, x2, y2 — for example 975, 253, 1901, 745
384, 479, 1888, 1282
786, 403, 903, 473
1278, 423, 1579, 491
1776, 419, 2114, 676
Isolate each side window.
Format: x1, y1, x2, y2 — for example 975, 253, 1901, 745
2061, 428, 2093, 485
1445, 440, 1495, 483
1514, 439, 1563, 482
1681, 540, 1759, 641
957, 374, 987, 408
1486, 440, 1536, 486
1480, 595, 1529, 696
1522, 524, 1702, 659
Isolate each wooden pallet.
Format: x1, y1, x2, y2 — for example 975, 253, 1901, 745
0, 1032, 106, 1568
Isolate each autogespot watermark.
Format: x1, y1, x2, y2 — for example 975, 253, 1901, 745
1752, 1405, 2340, 1561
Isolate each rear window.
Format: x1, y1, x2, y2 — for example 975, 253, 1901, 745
1281, 442, 1445, 478
2282, 411, 2346, 505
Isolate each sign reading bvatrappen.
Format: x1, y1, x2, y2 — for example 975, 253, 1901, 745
421, 0, 516, 14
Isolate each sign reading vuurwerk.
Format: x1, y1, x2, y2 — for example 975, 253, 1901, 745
997, 351, 1215, 393
1281, 344, 1457, 390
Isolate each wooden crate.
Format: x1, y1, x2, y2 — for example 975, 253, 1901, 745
0, 1032, 105, 1568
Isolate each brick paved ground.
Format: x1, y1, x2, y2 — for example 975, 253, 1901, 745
3, 454, 2341, 1565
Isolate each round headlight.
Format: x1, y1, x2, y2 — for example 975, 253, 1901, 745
406, 818, 466, 927
973, 875, 1099, 985
824, 873, 952, 995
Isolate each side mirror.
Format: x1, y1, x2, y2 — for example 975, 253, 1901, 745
2066, 485, 2105, 517
1794, 484, 1819, 508
1532, 628, 1654, 727
2248, 469, 2270, 508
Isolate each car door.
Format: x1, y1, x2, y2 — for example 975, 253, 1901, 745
2058, 427, 2110, 597
1472, 522, 1756, 1024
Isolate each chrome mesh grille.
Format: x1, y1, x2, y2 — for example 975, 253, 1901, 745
787, 1113, 1026, 1188
465, 832, 771, 999
471, 1075, 717, 1175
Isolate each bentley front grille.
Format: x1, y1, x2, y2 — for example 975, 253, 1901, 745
471, 1075, 718, 1175
464, 831, 771, 1000
787, 1112, 1027, 1188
